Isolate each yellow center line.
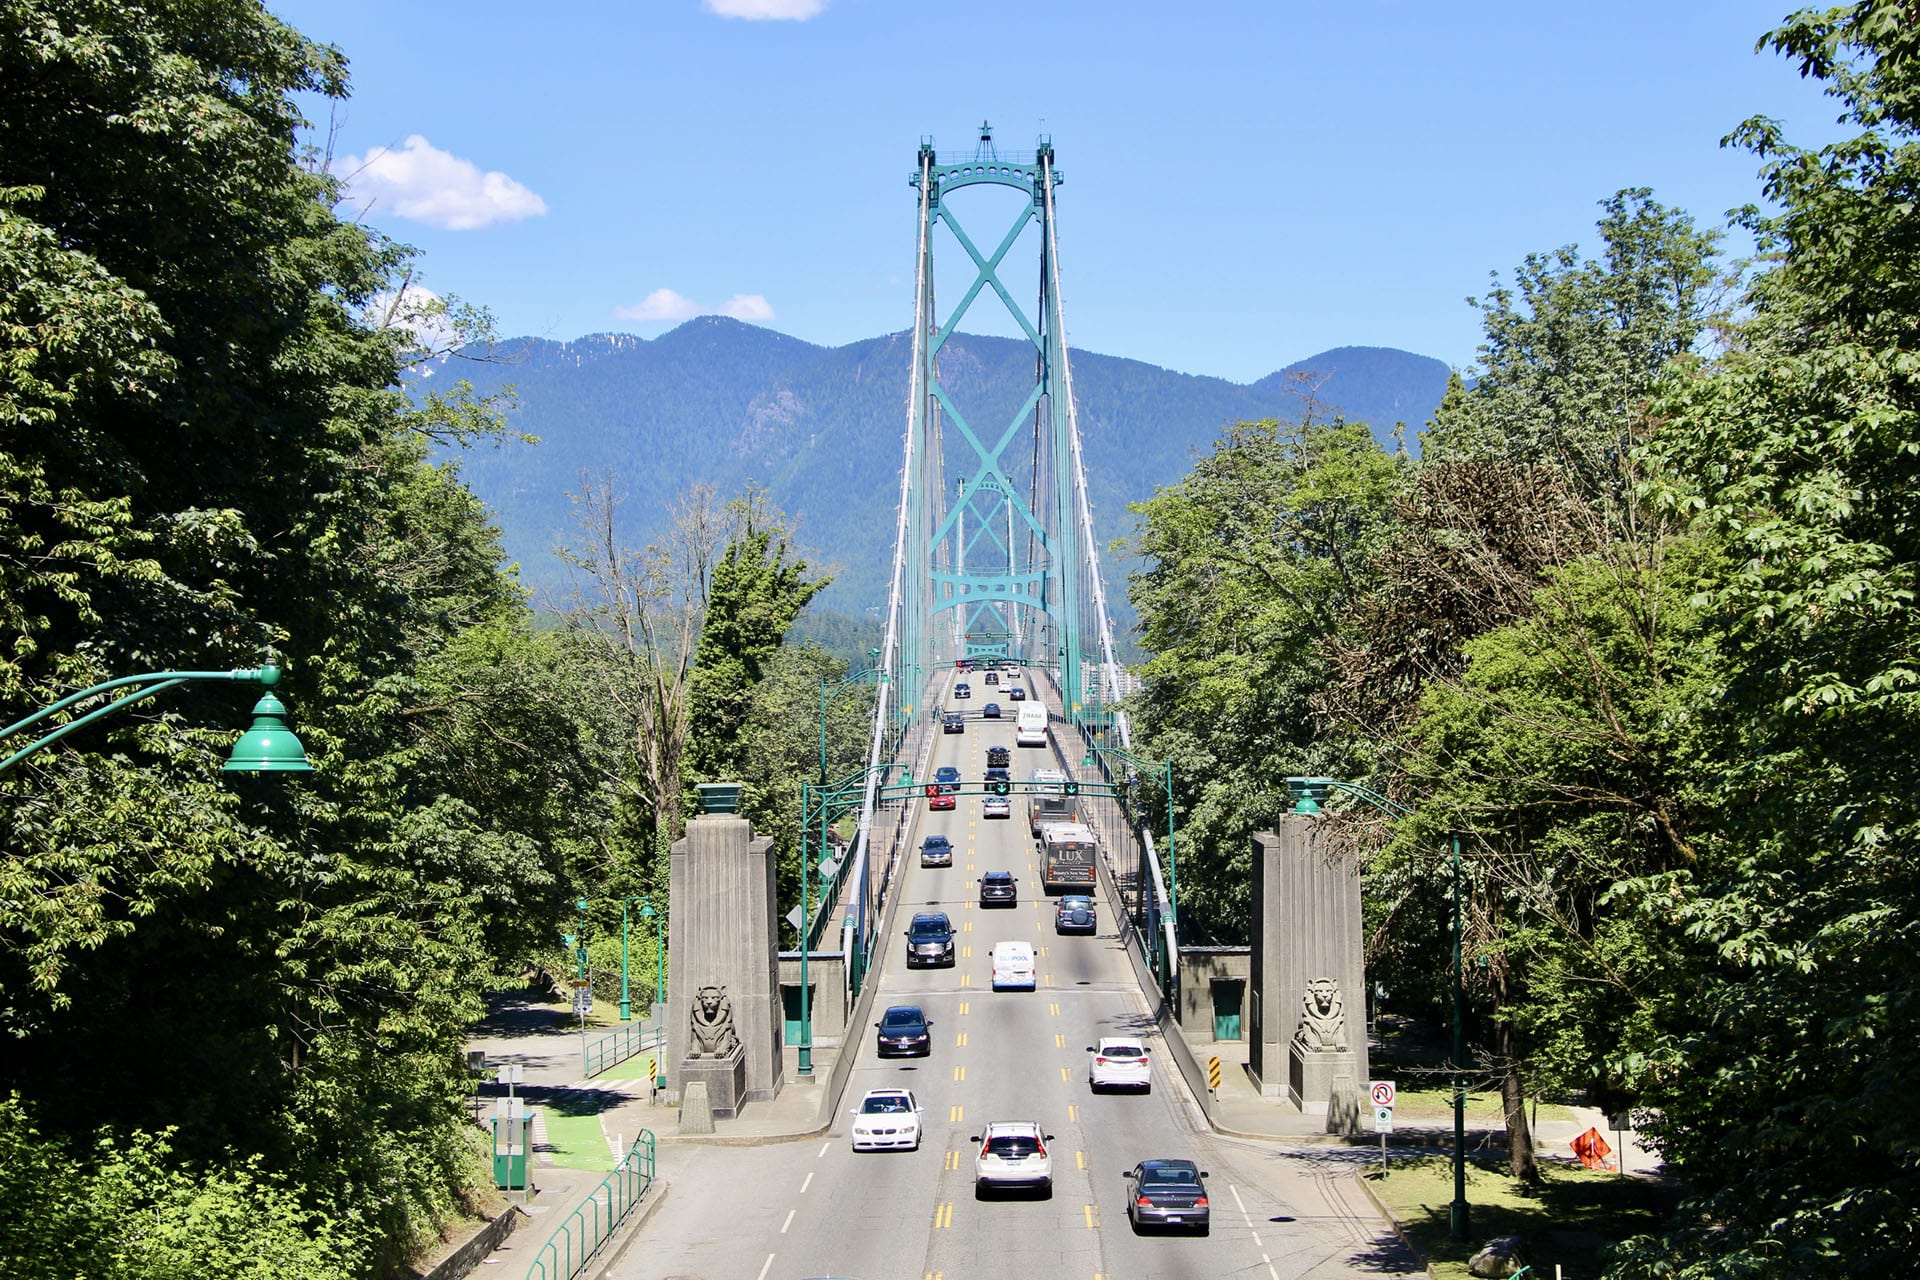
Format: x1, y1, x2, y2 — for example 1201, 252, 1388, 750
1055, 1033, 1067, 1049
1068, 1104, 1079, 1122
944, 1149, 959, 1170
953, 1065, 966, 1082
1049, 1002, 1061, 1017
949, 1105, 964, 1124
1076, 1150, 1086, 1170
961, 945, 972, 959
1083, 1203, 1097, 1230
956, 1031, 967, 1047
1060, 1066, 1070, 1082
958, 1001, 969, 1015
933, 1202, 953, 1230
960, 973, 972, 987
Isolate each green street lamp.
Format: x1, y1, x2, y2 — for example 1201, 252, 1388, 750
617, 896, 650, 1022
640, 899, 664, 1008
1287, 776, 1470, 1243
574, 897, 590, 983
2, 663, 312, 774
1083, 742, 1177, 920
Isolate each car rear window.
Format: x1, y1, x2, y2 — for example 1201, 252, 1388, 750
1143, 1167, 1196, 1185
1103, 1045, 1144, 1058
986, 1136, 1040, 1158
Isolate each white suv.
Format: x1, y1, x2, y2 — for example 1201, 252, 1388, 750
1088, 1036, 1151, 1092
972, 1121, 1054, 1196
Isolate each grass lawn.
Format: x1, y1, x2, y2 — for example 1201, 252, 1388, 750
1389, 1085, 1579, 1128
1366, 1155, 1673, 1279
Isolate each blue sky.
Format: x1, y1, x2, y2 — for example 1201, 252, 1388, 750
271, 1, 1842, 383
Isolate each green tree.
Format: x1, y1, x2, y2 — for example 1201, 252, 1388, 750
1606, 6, 1920, 1273
1125, 418, 1406, 940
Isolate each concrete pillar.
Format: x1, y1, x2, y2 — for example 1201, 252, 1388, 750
665, 814, 784, 1106
1247, 815, 1368, 1106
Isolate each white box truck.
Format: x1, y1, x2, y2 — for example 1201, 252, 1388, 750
1015, 701, 1049, 747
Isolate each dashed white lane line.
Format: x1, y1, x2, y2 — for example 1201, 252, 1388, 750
818, 1141, 831, 1158
780, 1208, 797, 1234
801, 1171, 814, 1193
1232, 1185, 1279, 1278
755, 1253, 775, 1280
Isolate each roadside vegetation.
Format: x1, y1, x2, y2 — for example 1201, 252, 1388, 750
1123, 8, 1920, 1275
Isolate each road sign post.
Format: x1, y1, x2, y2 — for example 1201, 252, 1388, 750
1370, 1081, 1396, 1174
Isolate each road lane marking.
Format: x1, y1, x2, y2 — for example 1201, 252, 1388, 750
1060, 1067, 1070, 1082
953, 1065, 966, 1082
950, 1105, 964, 1123
962, 945, 972, 959
958, 1001, 969, 1015
1044, 974, 1053, 985
1068, 1104, 1079, 1121
963, 920, 973, 933
933, 1202, 954, 1229
956, 1031, 968, 1047
817, 1142, 831, 1158
801, 1172, 813, 1193
1076, 1150, 1085, 1170
1049, 1002, 1061, 1017
1055, 1033, 1067, 1049
755, 1254, 774, 1280
780, 1209, 796, 1233
945, 1148, 960, 1169
1083, 1203, 1098, 1229
961, 973, 972, 987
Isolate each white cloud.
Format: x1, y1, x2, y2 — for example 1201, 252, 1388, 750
341, 135, 547, 231
615, 289, 776, 324
362, 284, 462, 353
703, 0, 826, 19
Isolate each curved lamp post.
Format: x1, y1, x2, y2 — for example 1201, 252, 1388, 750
1082, 742, 1176, 921
1287, 776, 1469, 1242
1, 663, 311, 774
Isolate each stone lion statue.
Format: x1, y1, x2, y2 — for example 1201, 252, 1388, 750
1293, 977, 1348, 1053
689, 984, 742, 1058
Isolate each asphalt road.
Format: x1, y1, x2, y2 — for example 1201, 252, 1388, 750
614, 700, 1419, 1280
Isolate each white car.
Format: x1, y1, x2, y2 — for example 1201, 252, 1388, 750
1088, 1036, 1152, 1092
982, 794, 1012, 819
972, 1121, 1053, 1195
850, 1088, 923, 1151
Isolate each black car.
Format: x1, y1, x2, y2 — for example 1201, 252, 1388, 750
979, 871, 1018, 908
982, 702, 1002, 719
983, 766, 1011, 788
919, 834, 953, 867
875, 1004, 933, 1057
943, 712, 965, 734
986, 745, 1011, 768
1007, 685, 1026, 701
985, 671, 999, 686
1124, 1159, 1210, 1233
1055, 895, 1096, 935
954, 681, 972, 699
904, 912, 955, 967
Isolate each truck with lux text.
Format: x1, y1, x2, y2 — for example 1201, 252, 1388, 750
1039, 820, 1097, 892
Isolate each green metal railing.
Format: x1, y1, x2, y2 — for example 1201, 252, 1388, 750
525, 1129, 656, 1280
582, 1021, 663, 1079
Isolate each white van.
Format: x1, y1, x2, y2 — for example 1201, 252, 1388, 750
1014, 701, 1049, 747
990, 941, 1037, 991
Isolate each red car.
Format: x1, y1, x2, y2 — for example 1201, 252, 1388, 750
926, 783, 956, 811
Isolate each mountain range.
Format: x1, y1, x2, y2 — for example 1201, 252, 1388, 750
428, 318, 1452, 618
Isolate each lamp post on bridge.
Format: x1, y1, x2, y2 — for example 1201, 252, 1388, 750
2, 662, 312, 775
1081, 741, 1177, 923
795, 763, 914, 1078
1286, 776, 1470, 1243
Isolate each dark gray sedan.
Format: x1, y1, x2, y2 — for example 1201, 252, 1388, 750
1124, 1158, 1209, 1233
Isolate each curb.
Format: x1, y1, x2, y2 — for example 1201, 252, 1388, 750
1352, 1168, 1438, 1279
594, 1176, 672, 1276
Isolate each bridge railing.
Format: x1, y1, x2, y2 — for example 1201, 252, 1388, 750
523, 1129, 655, 1280
581, 1021, 663, 1080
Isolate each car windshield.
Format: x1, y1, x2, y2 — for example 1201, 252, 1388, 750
1142, 1165, 1198, 1185
924, 836, 951, 848
986, 1136, 1041, 1158
882, 1009, 923, 1028
862, 1095, 911, 1114
909, 918, 948, 938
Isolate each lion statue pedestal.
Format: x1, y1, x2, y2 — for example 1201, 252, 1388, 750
1287, 977, 1362, 1132
679, 984, 748, 1119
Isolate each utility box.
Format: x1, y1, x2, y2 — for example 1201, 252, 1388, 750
490, 1109, 534, 1189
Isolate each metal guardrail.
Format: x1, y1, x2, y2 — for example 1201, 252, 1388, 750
524, 1129, 656, 1280
581, 1022, 663, 1079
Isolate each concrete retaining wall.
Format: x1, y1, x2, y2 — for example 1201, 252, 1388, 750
416, 1204, 523, 1280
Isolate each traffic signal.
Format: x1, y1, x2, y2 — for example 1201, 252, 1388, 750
1064, 780, 1079, 796
988, 779, 1010, 795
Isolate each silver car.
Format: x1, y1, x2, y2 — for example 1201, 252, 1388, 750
982, 794, 1012, 819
